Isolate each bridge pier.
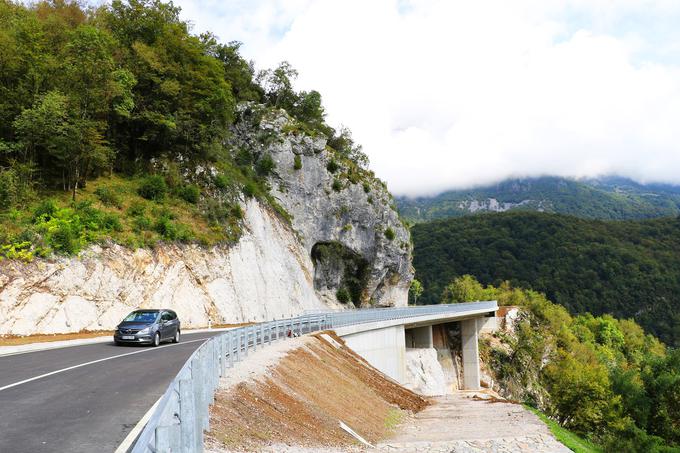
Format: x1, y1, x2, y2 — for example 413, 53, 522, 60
461, 318, 481, 390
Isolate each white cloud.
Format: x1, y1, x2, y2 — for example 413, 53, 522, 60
176, 0, 680, 196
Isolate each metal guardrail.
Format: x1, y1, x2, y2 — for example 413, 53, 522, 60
130, 301, 497, 453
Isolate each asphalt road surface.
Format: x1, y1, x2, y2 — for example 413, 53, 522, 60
0, 331, 222, 453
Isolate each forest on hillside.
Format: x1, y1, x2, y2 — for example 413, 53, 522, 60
411, 211, 680, 346
0, 0, 371, 258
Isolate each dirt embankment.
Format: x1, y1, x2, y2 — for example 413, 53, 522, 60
206, 332, 428, 452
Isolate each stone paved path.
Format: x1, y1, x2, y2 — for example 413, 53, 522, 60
376, 393, 571, 453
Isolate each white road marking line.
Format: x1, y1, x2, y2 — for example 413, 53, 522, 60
0, 338, 208, 393
114, 396, 162, 453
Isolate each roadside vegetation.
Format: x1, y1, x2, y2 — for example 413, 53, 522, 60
526, 406, 602, 453
0, 0, 377, 260
442, 275, 680, 452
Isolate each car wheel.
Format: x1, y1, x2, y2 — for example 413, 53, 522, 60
172, 330, 180, 343
114, 340, 122, 346
152, 332, 160, 347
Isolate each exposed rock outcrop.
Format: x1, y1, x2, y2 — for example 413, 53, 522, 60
231, 106, 413, 307
404, 348, 448, 396
0, 201, 338, 335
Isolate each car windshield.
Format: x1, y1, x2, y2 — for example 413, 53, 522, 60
123, 311, 158, 323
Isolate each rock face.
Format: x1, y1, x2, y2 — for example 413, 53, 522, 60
232, 107, 413, 307
404, 348, 448, 396
0, 201, 338, 335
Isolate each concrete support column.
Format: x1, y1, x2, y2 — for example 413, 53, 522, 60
461, 319, 480, 390
406, 325, 433, 348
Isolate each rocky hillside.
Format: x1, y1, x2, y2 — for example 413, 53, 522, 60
0, 111, 410, 336
397, 176, 680, 222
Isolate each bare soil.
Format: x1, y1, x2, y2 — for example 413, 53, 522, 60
0, 323, 252, 346
0, 330, 115, 346
206, 332, 428, 452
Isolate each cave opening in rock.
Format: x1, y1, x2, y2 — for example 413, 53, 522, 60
311, 241, 369, 306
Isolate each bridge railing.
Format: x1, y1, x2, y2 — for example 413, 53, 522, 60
130, 301, 497, 453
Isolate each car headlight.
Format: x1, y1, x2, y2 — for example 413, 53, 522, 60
138, 327, 151, 335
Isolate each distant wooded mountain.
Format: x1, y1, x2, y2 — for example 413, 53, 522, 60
411, 211, 680, 346
397, 176, 680, 222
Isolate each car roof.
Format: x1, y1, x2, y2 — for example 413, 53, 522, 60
131, 309, 174, 313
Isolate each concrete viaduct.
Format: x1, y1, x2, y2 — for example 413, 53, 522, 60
333, 300, 498, 390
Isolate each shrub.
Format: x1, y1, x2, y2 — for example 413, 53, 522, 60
214, 174, 230, 189
33, 199, 58, 222
256, 154, 276, 176
0, 241, 34, 261
326, 160, 339, 173
293, 155, 302, 170
336, 287, 351, 304
127, 201, 146, 217
243, 181, 258, 198
363, 182, 371, 193
94, 186, 122, 208
178, 185, 200, 204
101, 212, 123, 232
0, 165, 34, 210
37, 210, 83, 255
138, 175, 168, 201
231, 204, 244, 220
0, 169, 19, 210
154, 216, 177, 239
332, 179, 342, 192
133, 215, 152, 232
154, 214, 193, 242
384, 227, 396, 241
235, 149, 253, 167
205, 200, 231, 224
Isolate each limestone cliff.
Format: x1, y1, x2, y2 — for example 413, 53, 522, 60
232, 106, 413, 307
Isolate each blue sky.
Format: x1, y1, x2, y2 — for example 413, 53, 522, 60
174, 0, 680, 196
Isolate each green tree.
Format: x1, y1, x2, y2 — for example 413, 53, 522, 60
409, 279, 423, 305
441, 274, 489, 303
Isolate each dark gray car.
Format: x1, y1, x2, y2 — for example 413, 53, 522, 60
113, 309, 181, 346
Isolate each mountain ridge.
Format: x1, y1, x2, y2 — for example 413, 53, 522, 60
397, 176, 680, 222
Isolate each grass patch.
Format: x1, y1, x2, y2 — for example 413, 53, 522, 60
526, 406, 603, 453
384, 408, 403, 431
0, 173, 239, 258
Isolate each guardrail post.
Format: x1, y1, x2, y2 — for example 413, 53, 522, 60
236, 331, 242, 361
190, 354, 204, 452
220, 335, 227, 375
179, 378, 196, 453
202, 346, 210, 431
226, 333, 233, 368
155, 425, 175, 453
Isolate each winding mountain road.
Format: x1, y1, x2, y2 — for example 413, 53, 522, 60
0, 331, 222, 453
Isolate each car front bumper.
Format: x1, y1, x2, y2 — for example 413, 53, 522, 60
113, 332, 154, 344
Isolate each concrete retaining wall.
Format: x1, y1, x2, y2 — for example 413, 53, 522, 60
341, 325, 406, 383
